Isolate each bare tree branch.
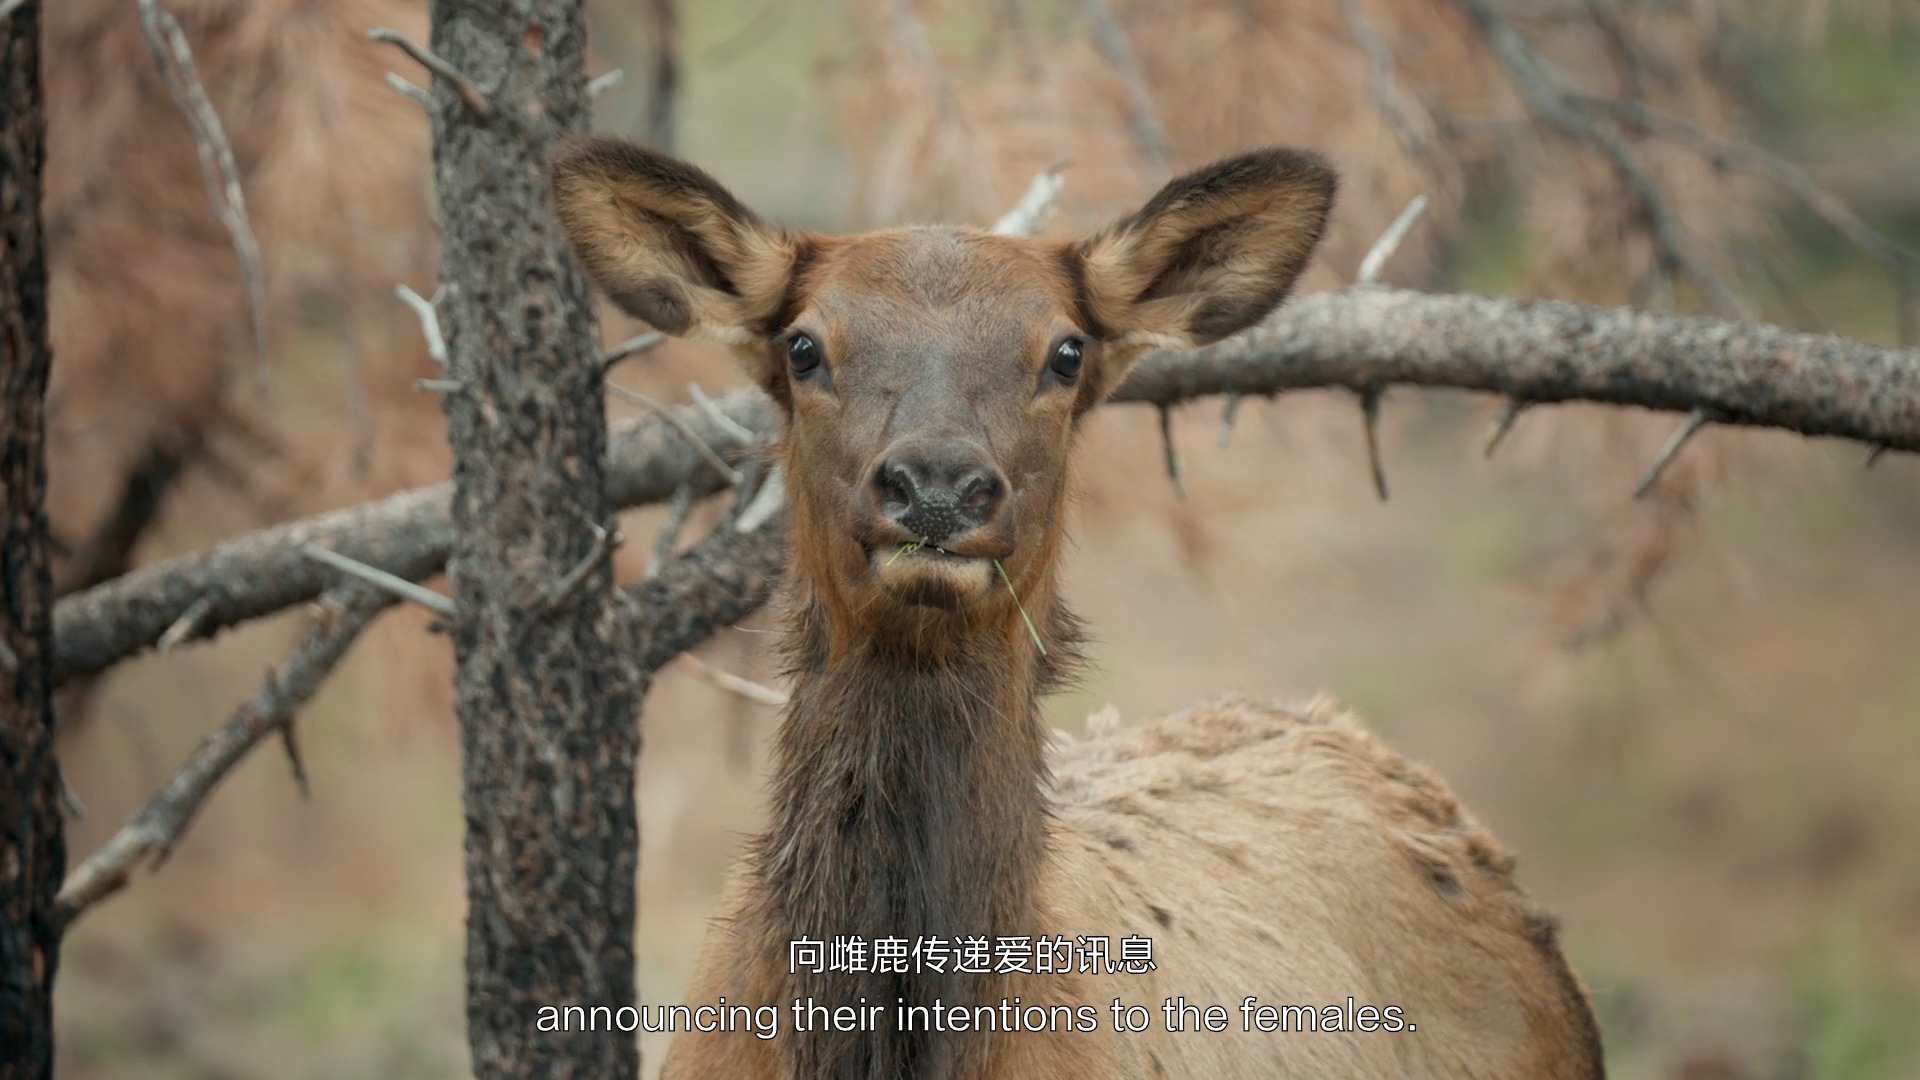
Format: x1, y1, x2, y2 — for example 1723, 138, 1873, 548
138, 0, 272, 392
1357, 385, 1389, 501
53, 393, 773, 684
1578, 94, 1920, 279
157, 596, 212, 651
395, 284, 449, 369
1346, 196, 1430, 499
679, 653, 787, 708
53, 289, 1920, 686
606, 382, 744, 487
1339, 0, 1430, 158
648, 485, 695, 577
1484, 398, 1527, 459
385, 72, 431, 110
1633, 407, 1715, 498
1079, 0, 1172, 171
602, 331, 665, 371
300, 542, 456, 616
732, 465, 786, 533
1157, 405, 1185, 500
587, 69, 623, 99
1456, 0, 1742, 317
1226, 196, 1427, 449
1578, 91, 1919, 341
367, 27, 491, 118
989, 166, 1067, 238
48, 511, 783, 938
545, 518, 623, 611
1113, 287, 1920, 453
643, 0, 678, 149
687, 381, 758, 444
52, 588, 392, 930
1356, 196, 1430, 285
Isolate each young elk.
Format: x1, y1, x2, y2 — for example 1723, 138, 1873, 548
551, 139, 1605, 1080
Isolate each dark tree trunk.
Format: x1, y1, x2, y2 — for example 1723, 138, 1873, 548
645, 0, 678, 150
428, 3, 639, 1077
0, 6, 65, 1078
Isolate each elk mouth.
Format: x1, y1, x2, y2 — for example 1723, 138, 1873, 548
867, 540, 996, 609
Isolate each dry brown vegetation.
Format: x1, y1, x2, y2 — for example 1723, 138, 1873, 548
33, 1, 1920, 1078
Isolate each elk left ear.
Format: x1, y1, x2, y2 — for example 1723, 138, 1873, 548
1075, 149, 1337, 356
548, 136, 801, 351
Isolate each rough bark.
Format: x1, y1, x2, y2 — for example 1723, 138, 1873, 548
624, 514, 789, 674
429, 3, 638, 1077
0, 7, 64, 1075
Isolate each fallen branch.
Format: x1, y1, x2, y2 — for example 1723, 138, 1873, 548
52, 588, 393, 929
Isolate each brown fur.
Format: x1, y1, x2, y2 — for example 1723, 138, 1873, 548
551, 138, 1604, 1079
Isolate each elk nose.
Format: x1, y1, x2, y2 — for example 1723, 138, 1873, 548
870, 444, 1006, 545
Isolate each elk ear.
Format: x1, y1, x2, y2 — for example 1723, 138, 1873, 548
1075, 149, 1337, 356
549, 136, 802, 349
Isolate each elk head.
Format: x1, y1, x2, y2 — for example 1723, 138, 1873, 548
551, 139, 1335, 652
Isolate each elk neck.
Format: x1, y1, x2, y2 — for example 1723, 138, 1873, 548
746, 554, 1085, 1079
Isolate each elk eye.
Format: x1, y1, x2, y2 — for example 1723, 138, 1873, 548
787, 332, 822, 377
1049, 338, 1085, 383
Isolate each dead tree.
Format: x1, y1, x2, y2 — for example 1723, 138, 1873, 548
0, 4, 65, 1077
418, 2, 640, 1077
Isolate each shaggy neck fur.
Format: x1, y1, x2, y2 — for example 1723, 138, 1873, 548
748, 569, 1083, 1080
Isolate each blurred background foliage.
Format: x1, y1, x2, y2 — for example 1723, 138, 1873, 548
34, 0, 1920, 1077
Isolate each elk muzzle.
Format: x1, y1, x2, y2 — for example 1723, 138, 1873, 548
861, 437, 1015, 607
870, 444, 1005, 544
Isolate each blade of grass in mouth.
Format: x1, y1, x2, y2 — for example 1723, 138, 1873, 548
995, 560, 1046, 657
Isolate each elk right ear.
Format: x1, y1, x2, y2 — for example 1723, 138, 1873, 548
549, 137, 802, 352
1075, 149, 1337, 356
